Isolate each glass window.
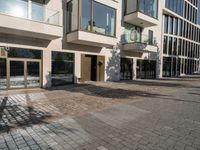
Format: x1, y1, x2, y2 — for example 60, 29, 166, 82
169, 16, 173, 34
164, 15, 168, 33
124, 0, 137, 15
52, 52, 74, 86
81, 0, 92, 31
66, 0, 78, 32
78, 0, 116, 36
93, 2, 116, 36
8, 48, 41, 59
174, 18, 178, 35
148, 30, 154, 45
168, 37, 173, 55
173, 38, 177, 55
138, 0, 158, 18
163, 36, 168, 54
163, 57, 171, 77
0, 58, 6, 90
178, 39, 182, 55
179, 19, 182, 36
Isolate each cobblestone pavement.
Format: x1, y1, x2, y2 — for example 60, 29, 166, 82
0, 76, 200, 150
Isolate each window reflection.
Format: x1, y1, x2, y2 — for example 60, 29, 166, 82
52, 52, 74, 86
93, 2, 115, 36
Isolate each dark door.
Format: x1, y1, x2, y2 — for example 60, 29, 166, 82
81, 54, 92, 82
120, 58, 133, 80
97, 56, 105, 81
9, 60, 25, 89
91, 56, 97, 81
27, 61, 40, 88
81, 54, 105, 82
137, 60, 156, 79
0, 58, 6, 90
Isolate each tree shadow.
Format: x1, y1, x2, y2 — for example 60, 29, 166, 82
119, 80, 184, 88
47, 83, 168, 100
106, 47, 121, 81
0, 96, 52, 133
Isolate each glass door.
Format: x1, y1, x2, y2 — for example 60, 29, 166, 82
27, 61, 40, 88
0, 58, 7, 90
8, 59, 41, 89
9, 60, 25, 88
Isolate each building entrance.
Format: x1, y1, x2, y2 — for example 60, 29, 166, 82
137, 60, 156, 79
8, 59, 41, 89
0, 47, 42, 90
81, 54, 105, 82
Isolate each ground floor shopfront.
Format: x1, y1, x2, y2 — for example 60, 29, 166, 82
162, 56, 200, 77
0, 47, 75, 90
120, 57, 157, 80
0, 47, 108, 90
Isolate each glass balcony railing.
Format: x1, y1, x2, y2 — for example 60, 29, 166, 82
122, 33, 157, 46
124, 0, 158, 19
0, 0, 60, 26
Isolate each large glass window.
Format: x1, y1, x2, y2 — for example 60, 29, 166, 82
138, 0, 158, 18
81, 0, 91, 31
164, 15, 168, 33
148, 30, 154, 45
174, 18, 178, 35
67, 0, 116, 36
178, 39, 182, 55
163, 57, 171, 77
163, 36, 168, 54
52, 52, 74, 86
165, 0, 183, 16
169, 17, 173, 34
93, 2, 116, 36
173, 38, 177, 55
168, 37, 173, 55
124, 0, 137, 14
66, 0, 78, 33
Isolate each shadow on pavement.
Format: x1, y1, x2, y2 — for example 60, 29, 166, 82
0, 96, 52, 133
47, 83, 168, 99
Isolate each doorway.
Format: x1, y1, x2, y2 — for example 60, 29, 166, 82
120, 58, 133, 80
81, 54, 105, 82
137, 60, 156, 79
8, 59, 41, 89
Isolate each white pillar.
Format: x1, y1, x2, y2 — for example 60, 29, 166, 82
132, 58, 137, 80
74, 52, 81, 83
42, 50, 51, 88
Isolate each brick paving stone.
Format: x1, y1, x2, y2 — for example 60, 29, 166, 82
0, 78, 200, 150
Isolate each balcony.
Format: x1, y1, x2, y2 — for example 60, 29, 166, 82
66, 0, 117, 47
121, 33, 158, 53
0, 0, 62, 40
124, 0, 159, 27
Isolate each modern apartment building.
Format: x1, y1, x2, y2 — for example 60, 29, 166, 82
0, 0, 199, 90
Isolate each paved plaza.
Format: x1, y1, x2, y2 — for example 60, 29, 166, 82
0, 76, 200, 150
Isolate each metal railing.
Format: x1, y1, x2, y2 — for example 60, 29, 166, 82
0, 0, 60, 26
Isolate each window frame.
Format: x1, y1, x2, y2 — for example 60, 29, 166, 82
66, 0, 117, 37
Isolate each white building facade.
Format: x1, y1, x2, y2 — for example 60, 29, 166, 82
0, 0, 199, 90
